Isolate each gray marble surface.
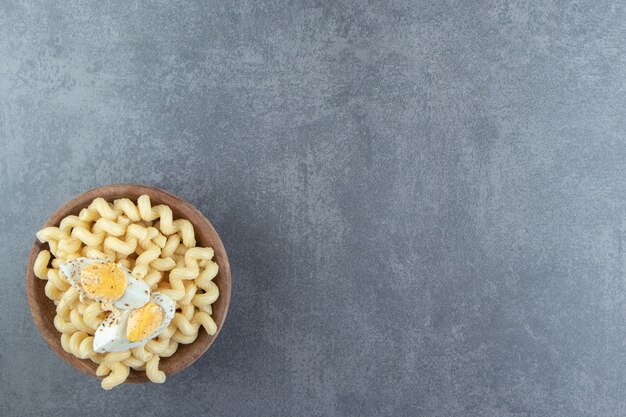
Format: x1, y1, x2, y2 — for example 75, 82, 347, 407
1, 1, 625, 416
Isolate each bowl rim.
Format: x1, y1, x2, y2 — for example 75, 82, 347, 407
25, 183, 231, 383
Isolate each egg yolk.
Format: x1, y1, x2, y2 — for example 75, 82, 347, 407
126, 302, 164, 342
80, 263, 127, 302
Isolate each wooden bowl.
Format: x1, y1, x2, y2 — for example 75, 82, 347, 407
25, 184, 231, 383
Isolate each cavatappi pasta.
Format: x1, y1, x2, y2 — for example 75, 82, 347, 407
34, 195, 219, 389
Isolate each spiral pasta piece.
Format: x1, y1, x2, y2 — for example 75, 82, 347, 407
198, 303, 213, 315
122, 356, 145, 368
153, 233, 167, 248
60, 286, 79, 306
132, 345, 154, 362
89, 198, 120, 221
113, 198, 141, 221
143, 270, 162, 290
160, 340, 179, 357
79, 208, 101, 222
139, 227, 160, 248
104, 235, 137, 256
72, 226, 106, 247
192, 311, 217, 335
36, 227, 70, 244
101, 362, 130, 390
60, 332, 72, 353
51, 257, 62, 268
172, 313, 197, 336
45, 281, 63, 301
96, 362, 110, 376
185, 247, 214, 265
157, 275, 185, 301
192, 282, 219, 306
82, 246, 114, 261
181, 303, 195, 320
180, 281, 198, 305
117, 215, 131, 227
58, 237, 81, 258
126, 223, 148, 240
103, 244, 117, 259
171, 330, 198, 345
62, 331, 95, 359
103, 350, 131, 365
93, 218, 127, 236
195, 261, 219, 289
137, 195, 154, 221
132, 246, 161, 278
172, 309, 217, 338
150, 257, 176, 271
161, 234, 180, 258
59, 215, 91, 232
54, 314, 77, 334
78, 336, 95, 359
173, 253, 186, 267
70, 308, 92, 333
170, 267, 199, 281
82, 302, 105, 330
145, 337, 170, 354
34, 250, 51, 279
174, 220, 196, 247
146, 355, 166, 383
160, 324, 177, 340
91, 353, 105, 365
117, 258, 132, 270
153, 205, 174, 234
48, 269, 70, 291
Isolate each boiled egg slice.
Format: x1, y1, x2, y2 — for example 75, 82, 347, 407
93, 292, 175, 353
59, 257, 149, 309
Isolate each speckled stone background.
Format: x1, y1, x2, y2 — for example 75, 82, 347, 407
1, 1, 625, 416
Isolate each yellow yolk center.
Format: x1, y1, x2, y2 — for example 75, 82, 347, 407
80, 263, 127, 302
126, 302, 164, 342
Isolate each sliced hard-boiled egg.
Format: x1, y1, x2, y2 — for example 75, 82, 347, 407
59, 257, 149, 309
93, 292, 175, 353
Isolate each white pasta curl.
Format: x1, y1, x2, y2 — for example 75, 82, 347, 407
161, 234, 180, 258
150, 257, 176, 271
82, 302, 105, 330
146, 355, 166, 383
104, 235, 137, 256
93, 217, 127, 236
60, 331, 95, 359
132, 345, 154, 362
59, 215, 91, 232
161, 340, 179, 357
193, 281, 219, 306
145, 337, 170, 354
37, 227, 70, 244
79, 208, 101, 222
101, 362, 130, 390
72, 226, 106, 247
34, 250, 51, 280
113, 198, 141, 221
89, 198, 120, 221
122, 356, 145, 368
180, 281, 198, 305
132, 245, 161, 278
195, 261, 219, 289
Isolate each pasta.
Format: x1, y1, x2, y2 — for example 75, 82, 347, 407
35, 195, 219, 389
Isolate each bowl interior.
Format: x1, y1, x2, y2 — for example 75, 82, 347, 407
25, 184, 231, 383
